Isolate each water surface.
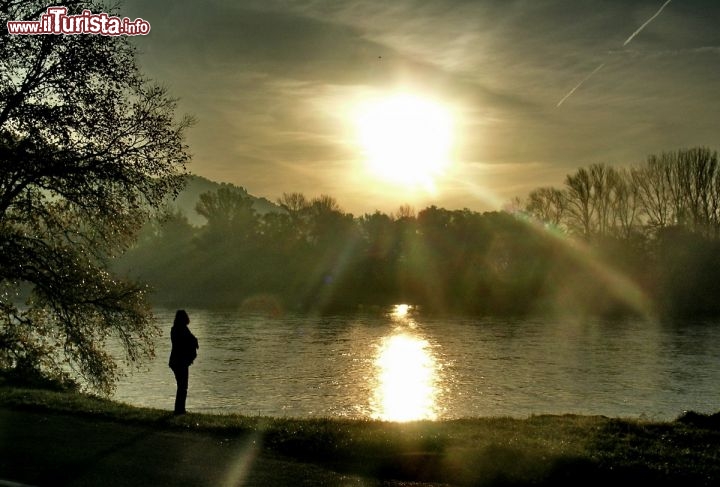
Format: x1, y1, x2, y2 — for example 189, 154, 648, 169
113, 306, 720, 420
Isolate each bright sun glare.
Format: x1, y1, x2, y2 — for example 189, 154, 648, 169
373, 333, 438, 421
354, 93, 454, 191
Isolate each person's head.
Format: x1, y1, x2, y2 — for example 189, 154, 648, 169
174, 309, 190, 327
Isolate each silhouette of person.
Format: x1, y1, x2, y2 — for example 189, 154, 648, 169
168, 309, 199, 415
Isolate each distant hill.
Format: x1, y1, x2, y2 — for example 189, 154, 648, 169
167, 174, 281, 226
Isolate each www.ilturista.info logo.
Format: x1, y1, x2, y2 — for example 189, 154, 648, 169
6, 7, 150, 36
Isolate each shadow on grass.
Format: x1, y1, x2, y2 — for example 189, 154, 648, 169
40, 412, 179, 486
262, 424, 586, 485
261, 415, 720, 487
304, 443, 709, 487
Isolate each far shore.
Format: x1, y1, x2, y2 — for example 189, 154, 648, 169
2, 385, 720, 486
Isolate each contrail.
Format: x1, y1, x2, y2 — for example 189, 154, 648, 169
556, 0, 672, 107
556, 62, 605, 107
624, 0, 672, 46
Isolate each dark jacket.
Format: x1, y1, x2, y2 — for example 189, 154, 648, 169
168, 325, 199, 369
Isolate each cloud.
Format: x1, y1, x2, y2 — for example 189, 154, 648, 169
119, 0, 720, 213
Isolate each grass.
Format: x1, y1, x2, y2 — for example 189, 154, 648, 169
2, 385, 720, 486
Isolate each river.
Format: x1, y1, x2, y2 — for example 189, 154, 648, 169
112, 306, 720, 421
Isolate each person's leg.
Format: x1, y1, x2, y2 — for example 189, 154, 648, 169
173, 366, 189, 414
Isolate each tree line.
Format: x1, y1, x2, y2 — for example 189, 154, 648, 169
524, 147, 720, 240
119, 146, 720, 318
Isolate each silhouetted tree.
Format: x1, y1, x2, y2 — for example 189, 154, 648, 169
565, 167, 595, 238
277, 192, 309, 214
306, 195, 352, 247
0, 1, 192, 392
518, 147, 720, 317
299, 196, 359, 311
277, 192, 311, 243
356, 212, 399, 303
611, 168, 641, 240
632, 155, 673, 232
196, 186, 258, 242
589, 164, 619, 236
394, 204, 416, 220
525, 187, 566, 228
669, 148, 720, 236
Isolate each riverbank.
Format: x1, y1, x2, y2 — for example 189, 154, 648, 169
1, 386, 720, 486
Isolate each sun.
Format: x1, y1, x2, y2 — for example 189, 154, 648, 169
354, 93, 454, 190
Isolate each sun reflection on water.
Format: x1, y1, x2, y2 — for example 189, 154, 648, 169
392, 304, 411, 319
372, 306, 440, 421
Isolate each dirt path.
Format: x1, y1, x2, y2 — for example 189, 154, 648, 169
0, 409, 434, 487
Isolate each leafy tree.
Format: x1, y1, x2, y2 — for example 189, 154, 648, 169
276, 192, 311, 245
195, 186, 258, 242
306, 195, 352, 246
0, 1, 192, 392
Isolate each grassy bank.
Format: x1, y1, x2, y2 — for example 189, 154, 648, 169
2, 386, 720, 486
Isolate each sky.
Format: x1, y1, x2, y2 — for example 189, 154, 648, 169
122, 0, 720, 215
